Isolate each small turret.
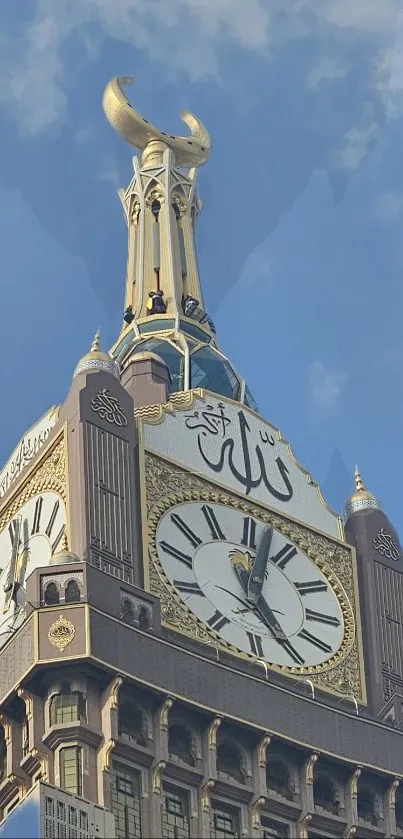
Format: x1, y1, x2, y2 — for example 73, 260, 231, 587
344, 465, 403, 717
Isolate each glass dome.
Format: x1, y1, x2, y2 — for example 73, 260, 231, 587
130, 336, 257, 409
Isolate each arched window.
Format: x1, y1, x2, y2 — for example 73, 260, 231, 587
314, 774, 339, 814
357, 787, 378, 825
50, 682, 86, 725
121, 598, 135, 624
216, 742, 244, 784
266, 757, 293, 800
44, 582, 59, 606
168, 724, 196, 767
65, 580, 80, 603
0, 725, 6, 782
118, 703, 147, 747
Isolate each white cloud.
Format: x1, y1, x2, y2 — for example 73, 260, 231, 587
307, 56, 351, 89
0, 0, 400, 135
373, 191, 403, 222
309, 360, 347, 410
332, 120, 380, 173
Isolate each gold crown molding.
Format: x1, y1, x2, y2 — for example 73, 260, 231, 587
208, 715, 223, 750
305, 752, 319, 784
258, 734, 272, 768
251, 796, 266, 829
0, 433, 66, 530
160, 695, 175, 730
145, 452, 363, 701
152, 759, 166, 795
137, 388, 344, 539
17, 688, 33, 720
201, 779, 215, 810
388, 778, 400, 809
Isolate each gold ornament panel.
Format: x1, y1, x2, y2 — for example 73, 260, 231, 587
0, 434, 67, 532
145, 452, 365, 702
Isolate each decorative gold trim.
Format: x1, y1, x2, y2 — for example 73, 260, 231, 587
48, 614, 75, 652
160, 696, 175, 731
27, 748, 49, 782
388, 778, 400, 809
145, 458, 362, 699
345, 827, 357, 838
208, 715, 223, 749
100, 739, 116, 773
298, 813, 313, 839
17, 688, 33, 720
0, 431, 66, 523
251, 796, 266, 829
201, 779, 215, 810
350, 766, 362, 798
258, 734, 271, 768
152, 760, 166, 794
305, 752, 319, 784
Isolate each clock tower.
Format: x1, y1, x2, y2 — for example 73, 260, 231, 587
0, 75, 403, 839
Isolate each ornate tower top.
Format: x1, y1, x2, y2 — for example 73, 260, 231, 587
344, 465, 382, 518
102, 76, 257, 411
73, 329, 120, 380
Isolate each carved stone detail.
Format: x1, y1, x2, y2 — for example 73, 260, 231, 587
258, 733, 271, 768
91, 389, 128, 428
305, 752, 319, 784
251, 796, 266, 829
201, 779, 215, 810
160, 696, 175, 731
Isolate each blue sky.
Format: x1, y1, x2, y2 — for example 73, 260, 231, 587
0, 0, 402, 531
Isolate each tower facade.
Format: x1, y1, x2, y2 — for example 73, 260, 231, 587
0, 76, 403, 839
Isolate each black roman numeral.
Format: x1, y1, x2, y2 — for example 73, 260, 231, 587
174, 580, 204, 596
51, 525, 66, 554
159, 541, 193, 569
277, 638, 305, 666
298, 628, 332, 654
247, 632, 264, 657
201, 505, 226, 541
240, 517, 257, 550
271, 543, 297, 570
305, 608, 340, 627
171, 514, 202, 549
45, 500, 60, 539
207, 610, 230, 632
294, 580, 328, 596
31, 496, 43, 535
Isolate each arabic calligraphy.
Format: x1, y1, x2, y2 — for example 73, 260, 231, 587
91, 389, 128, 428
185, 403, 231, 437
373, 528, 400, 562
0, 428, 51, 500
185, 404, 293, 501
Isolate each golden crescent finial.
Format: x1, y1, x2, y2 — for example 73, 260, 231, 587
102, 76, 211, 167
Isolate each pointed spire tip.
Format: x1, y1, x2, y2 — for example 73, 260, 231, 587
90, 328, 101, 353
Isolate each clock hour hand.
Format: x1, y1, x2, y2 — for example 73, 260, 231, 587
247, 526, 273, 604
230, 555, 286, 640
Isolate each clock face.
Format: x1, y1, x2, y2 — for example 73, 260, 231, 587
155, 501, 349, 670
0, 491, 66, 648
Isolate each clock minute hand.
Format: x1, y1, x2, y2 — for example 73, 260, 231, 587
247, 526, 273, 604
231, 556, 286, 640
3, 516, 22, 614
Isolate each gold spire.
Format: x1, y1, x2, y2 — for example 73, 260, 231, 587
345, 465, 381, 519
354, 465, 365, 493
90, 328, 101, 353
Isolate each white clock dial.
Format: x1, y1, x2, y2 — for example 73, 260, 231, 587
0, 491, 66, 648
155, 502, 347, 670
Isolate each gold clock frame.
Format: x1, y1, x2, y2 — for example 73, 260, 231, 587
144, 450, 366, 703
